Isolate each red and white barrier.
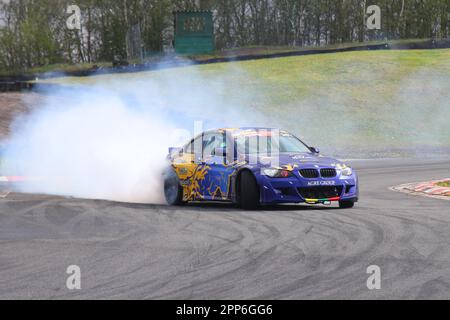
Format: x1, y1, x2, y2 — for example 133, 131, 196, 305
392, 179, 450, 199
410, 179, 450, 196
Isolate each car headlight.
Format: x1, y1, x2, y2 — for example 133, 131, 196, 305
337, 163, 353, 176
262, 168, 293, 178
341, 167, 353, 176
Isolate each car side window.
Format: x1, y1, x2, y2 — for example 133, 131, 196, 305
203, 133, 225, 159
183, 136, 203, 155
183, 140, 193, 154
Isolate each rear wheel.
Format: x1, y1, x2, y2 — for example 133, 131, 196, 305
164, 170, 185, 206
240, 171, 260, 210
339, 200, 355, 209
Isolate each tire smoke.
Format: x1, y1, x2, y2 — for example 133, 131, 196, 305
1, 66, 263, 203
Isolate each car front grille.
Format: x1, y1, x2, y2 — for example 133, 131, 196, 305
298, 168, 337, 178
297, 186, 343, 199
299, 169, 319, 178
320, 168, 337, 178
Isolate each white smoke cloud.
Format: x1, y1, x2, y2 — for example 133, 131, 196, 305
1, 65, 266, 203
2, 56, 449, 203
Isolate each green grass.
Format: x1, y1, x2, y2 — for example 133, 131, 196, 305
437, 181, 450, 188
2, 38, 439, 77
41, 49, 450, 85
37, 48, 450, 157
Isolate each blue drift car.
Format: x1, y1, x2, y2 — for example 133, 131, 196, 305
164, 128, 358, 209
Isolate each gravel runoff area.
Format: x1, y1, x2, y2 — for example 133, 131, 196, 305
0, 92, 44, 141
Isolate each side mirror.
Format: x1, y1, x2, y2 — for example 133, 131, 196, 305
213, 147, 226, 157
310, 147, 320, 154
168, 147, 182, 157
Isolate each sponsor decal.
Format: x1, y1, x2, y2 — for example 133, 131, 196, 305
180, 179, 191, 186
307, 181, 336, 186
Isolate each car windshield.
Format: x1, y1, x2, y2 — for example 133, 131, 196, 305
235, 132, 311, 154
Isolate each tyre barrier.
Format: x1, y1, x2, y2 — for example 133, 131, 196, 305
0, 81, 62, 93
0, 81, 34, 92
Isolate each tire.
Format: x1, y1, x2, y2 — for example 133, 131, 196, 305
339, 200, 355, 209
164, 170, 185, 206
240, 171, 260, 210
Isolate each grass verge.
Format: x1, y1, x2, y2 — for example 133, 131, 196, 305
34, 48, 450, 158
436, 181, 450, 188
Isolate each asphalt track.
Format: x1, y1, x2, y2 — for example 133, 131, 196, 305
0, 157, 449, 299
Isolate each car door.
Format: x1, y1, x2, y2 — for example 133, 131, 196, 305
171, 135, 205, 201
201, 132, 234, 201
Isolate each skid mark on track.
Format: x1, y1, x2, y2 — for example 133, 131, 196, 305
1, 158, 450, 299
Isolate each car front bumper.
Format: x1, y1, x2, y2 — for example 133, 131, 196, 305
257, 172, 359, 204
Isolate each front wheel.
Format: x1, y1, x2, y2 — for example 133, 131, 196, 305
240, 171, 260, 210
339, 200, 355, 209
164, 170, 185, 206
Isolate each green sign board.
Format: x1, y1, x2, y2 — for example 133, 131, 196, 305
174, 11, 214, 55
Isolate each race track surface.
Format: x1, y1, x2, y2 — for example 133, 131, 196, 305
0, 158, 449, 299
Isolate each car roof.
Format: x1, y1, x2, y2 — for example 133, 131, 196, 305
191, 128, 287, 141
222, 127, 277, 131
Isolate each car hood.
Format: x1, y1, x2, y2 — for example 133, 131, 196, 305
271, 153, 343, 168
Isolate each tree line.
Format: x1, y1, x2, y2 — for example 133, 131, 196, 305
0, 0, 449, 72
